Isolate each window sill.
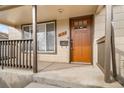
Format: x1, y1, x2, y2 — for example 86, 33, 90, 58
24, 51, 57, 55
37, 51, 57, 54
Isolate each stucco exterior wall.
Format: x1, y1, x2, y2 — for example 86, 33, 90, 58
93, 7, 106, 65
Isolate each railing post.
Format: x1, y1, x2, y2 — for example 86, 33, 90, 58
32, 5, 37, 73
0, 42, 1, 66
111, 6, 117, 79
104, 5, 112, 83
2, 41, 4, 69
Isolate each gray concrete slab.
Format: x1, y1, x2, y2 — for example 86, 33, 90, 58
38, 61, 84, 72
0, 67, 33, 88
25, 82, 59, 88
0, 62, 123, 88
34, 64, 123, 88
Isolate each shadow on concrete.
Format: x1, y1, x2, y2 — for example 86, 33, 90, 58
38, 62, 85, 72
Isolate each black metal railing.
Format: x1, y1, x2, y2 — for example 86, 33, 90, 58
0, 39, 33, 69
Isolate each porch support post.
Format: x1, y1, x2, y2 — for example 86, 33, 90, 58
32, 5, 37, 73
104, 5, 112, 83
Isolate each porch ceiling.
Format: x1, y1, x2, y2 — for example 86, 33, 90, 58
0, 5, 22, 11
0, 5, 98, 26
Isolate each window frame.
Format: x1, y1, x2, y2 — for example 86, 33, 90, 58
21, 20, 57, 54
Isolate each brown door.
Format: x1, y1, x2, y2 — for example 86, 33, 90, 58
70, 16, 92, 63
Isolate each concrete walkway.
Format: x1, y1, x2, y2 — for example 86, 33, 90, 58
33, 63, 123, 88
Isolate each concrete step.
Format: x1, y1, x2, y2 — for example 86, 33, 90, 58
0, 68, 33, 88
25, 82, 59, 88
33, 76, 102, 88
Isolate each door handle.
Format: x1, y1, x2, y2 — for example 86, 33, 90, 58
70, 39, 73, 50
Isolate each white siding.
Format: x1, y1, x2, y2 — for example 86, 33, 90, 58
93, 7, 106, 65
113, 5, 124, 75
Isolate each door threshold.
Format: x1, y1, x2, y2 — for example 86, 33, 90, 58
70, 62, 92, 65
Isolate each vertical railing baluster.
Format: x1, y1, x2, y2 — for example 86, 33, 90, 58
22, 40, 25, 68
2, 41, 4, 69
3, 41, 4, 67
29, 40, 31, 68
8, 41, 9, 66
16, 40, 18, 67
12, 40, 13, 67
10, 41, 12, 67
31, 40, 33, 68
0, 42, 1, 66
5, 41, 6, 66
19, 40, 21, 68
1, 42, 2, 67
13, 41, 15, 67
26, 40, 28, 68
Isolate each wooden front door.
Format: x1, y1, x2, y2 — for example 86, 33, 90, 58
70, 16, 92, 63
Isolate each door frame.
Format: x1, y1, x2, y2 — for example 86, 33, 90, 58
69, 15, 94, 64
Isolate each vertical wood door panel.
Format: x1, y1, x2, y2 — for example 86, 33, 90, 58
70, 16, 92, 63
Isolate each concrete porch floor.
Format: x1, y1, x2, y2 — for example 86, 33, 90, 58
0, 62, 123, 88
37, 61, 84, 72
33, 62, 123, 88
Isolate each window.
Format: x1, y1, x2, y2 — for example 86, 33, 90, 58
73, 20, 88, 29
22, 21, 56, 53
23, 25, 32, 39
46, 23, 55, 51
